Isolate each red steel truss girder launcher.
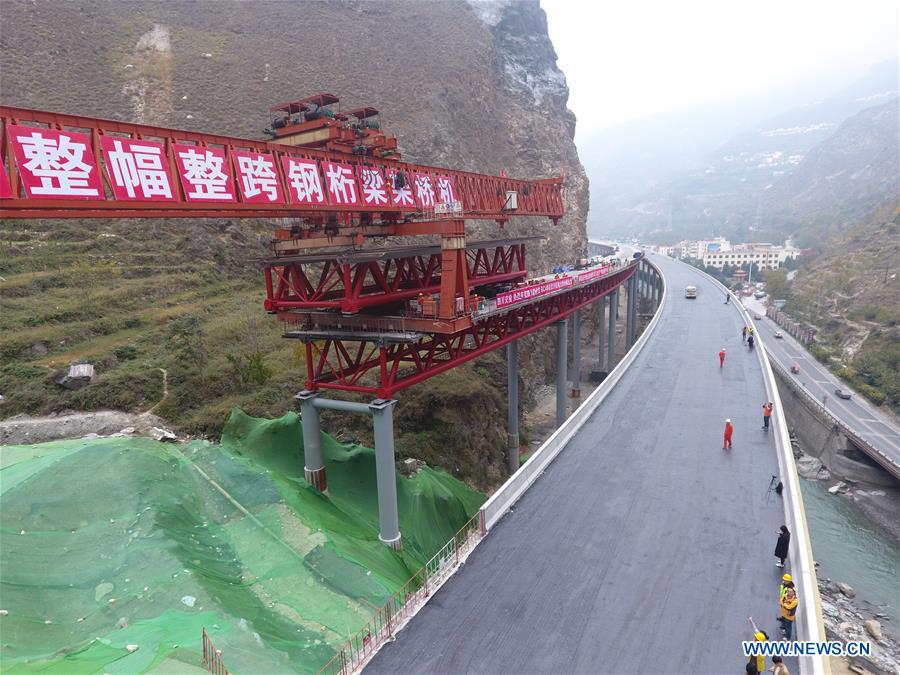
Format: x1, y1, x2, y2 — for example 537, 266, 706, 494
264, 239, 530, 313
291, 265, 636, 398
0, 106, 564, 222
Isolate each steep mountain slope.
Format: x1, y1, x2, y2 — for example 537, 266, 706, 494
785, 202, 900, 411
587, 60, 899, 242
0, 0, 588, 486
762, 99, 900, 244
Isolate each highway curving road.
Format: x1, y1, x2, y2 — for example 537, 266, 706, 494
743, 296, 900, 479
368, 254, 797, 674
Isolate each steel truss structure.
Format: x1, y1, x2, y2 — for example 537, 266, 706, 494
291, 265, 636, 398
264, 238, 531, 313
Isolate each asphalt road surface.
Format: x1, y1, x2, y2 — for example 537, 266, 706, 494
743, 296, 900, 477
368, 254, 796, 674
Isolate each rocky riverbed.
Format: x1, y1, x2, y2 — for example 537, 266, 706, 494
792, 435, 900, 674
819, 577, 899, 674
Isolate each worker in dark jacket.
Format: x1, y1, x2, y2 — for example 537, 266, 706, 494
775, 526, 791, 568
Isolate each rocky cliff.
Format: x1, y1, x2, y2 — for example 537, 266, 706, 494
0, 0, 588, 486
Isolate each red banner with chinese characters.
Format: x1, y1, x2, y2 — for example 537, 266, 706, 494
99, 136, 175, 201
576, 265, 609, 284
282, 157, 327, 205
412, 172, 436, 208
386, 168, 414, 207
322, 161, 361, 206
8, 125, 104, 200
435, 175, 457, 205
232, 151, 285, 204
172, 144, 236, 202
495, 276, 574, 309
357, 166, 390, 207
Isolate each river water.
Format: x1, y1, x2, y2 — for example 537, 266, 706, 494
801, 478, 900, 624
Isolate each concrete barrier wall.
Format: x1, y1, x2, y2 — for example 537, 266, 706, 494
480, 260, 666, 529
676, 259, 828, 675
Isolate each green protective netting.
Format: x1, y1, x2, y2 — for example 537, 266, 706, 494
0, 409, 485, 674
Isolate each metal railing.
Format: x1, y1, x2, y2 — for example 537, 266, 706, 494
201, 628, 230, 675
316, 511, 485, 675
768, 358, 900, 479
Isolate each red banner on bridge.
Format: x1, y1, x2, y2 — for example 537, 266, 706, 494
576, 265, 610, 283
232, 150, 285, 204
100, 136, 175, 201
8, 125, 104, 200
495, 276, 574, 309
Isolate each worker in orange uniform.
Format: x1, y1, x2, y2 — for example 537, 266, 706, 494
723, 418, 734, 449
417, 293, 424, 315
719, 348, 726, 368
762, 402, 773, 431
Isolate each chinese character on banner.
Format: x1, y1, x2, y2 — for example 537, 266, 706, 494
436, 175, 457, 205
0, 163, 13, 199
99, 136, 175, 201
323, 161, 360, 205
172, 144, 235, 201
413, 172, 436, 208
282, 157, 326, 204
357, 166, 388, 206
232, 151, 284, 203
9, 125, 103, 199
387, 169, 414, 207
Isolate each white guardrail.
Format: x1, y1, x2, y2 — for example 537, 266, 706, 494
480, 259, 666, 529
676, 259, 828, 675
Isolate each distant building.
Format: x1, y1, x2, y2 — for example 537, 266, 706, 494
702, 241, 799, 270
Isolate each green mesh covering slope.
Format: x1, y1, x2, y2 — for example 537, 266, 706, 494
0, 409, 484, 674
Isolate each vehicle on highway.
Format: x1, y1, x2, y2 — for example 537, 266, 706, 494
754, 314, 762, 320
685, 285, 698, 299
790, 364, 800, 374
835, 388, 852, 400
774, 331, 784, 339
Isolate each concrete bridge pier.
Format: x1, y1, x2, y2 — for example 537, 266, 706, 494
570, 309, 581, 398
626, 274, 637, 348
507, 341, 520, 474
295, 391, 403, 550
370, 399, 402, 550
596, 295, 606, 372
556, 318, 568, 427
607, 288, 618, 369
296, 390, 327, 492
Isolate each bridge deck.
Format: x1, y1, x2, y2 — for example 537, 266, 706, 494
368, 255, 794, 673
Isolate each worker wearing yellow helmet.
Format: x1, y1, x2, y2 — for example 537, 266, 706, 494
780, 573, 794, 600
747, 617, 768, 673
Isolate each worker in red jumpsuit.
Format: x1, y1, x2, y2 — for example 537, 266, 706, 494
723, 418, 734, 449
719, 348, 726, 369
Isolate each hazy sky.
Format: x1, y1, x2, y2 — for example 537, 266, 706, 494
543, 0, 899, 134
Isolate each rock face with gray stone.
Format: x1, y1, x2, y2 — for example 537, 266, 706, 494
864, 619, 882, 641
838, 582, 856, 598
57, 364, 95, 390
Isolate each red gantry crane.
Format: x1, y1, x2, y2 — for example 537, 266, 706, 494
0, 95, 635, 399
